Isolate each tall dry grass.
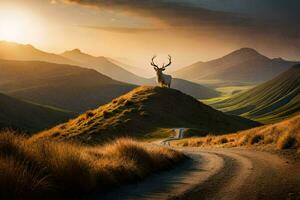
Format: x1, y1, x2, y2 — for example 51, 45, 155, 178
0, 130, 184, 199
173, 114, 300, 151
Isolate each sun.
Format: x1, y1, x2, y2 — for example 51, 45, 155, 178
0, 10, 31, 43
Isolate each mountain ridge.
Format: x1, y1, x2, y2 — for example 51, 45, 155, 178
0, 59, 136, 112
173, 48, 298, 84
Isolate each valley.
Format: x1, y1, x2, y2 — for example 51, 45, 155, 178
0, 42, 299, 200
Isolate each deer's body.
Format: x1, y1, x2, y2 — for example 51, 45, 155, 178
156, 71, 172, 88
151, 55, 173, 88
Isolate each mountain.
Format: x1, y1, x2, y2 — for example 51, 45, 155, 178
209, 64, 300, 124
35, 86, 259, 143
0, 59, 136, 112
61, 49, 148, 84
61, 49, 220, 98
173, 48, 298, 85
0, 42, 219, 99
0, 93, 74, 133
0, 41, 75, 65
107, 57, 154, 78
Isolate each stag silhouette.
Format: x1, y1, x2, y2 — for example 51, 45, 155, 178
151, 55, 172, 88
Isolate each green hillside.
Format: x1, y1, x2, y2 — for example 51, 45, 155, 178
34, 86, 259, 144
209, 64, 300, 124
0, 59, 136, 112
0, 93, 73, 133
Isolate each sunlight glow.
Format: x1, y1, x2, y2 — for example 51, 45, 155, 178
0, 9, 32, 43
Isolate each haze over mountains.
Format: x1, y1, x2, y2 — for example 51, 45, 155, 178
0, 41, 219, 99
0, 41, 75, 65
0, 93, 73, 133
61, 49, 147, 84
173, 48, 298, 85
0, 59, 135, 112
35, 86, 259, 143
209, 64, 300, 124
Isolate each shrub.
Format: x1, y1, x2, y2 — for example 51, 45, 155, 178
249, 135, 264, 145
85, 111, 95, 119
276, 134, 296, 149
218, 137, 228, 144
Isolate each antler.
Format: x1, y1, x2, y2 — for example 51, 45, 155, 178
151, 56, 159, 69
162, 55, 172, 69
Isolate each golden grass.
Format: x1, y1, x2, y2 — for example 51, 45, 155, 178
0, 130, 184, 199
173, 114, 300, 151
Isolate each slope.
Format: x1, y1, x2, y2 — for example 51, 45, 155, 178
209, 64, 300, 123
0, 93, 74, 133
61, 49, 147, 84
0, 41, 75, 65
173, 48, 297, 85
0, 59, 136, 112
35, 86, 259, 144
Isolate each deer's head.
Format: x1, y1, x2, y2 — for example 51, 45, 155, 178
151, 55, 172, 74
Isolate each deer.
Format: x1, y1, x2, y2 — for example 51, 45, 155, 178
151, 55, 172, 88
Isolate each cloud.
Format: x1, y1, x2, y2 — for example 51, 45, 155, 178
83, 25, 159, 33
64, 0, 251, 28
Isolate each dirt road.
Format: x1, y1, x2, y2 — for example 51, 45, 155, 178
96, 148, 300, 200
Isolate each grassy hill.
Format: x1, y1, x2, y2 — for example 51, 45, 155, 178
208, 64, 300, 124
0, 41, 75, 65
0, 59, 136, 112
173, 48, 297, 86
34, 86, 259, 144
0, 93, 73, 133
174, 114, 300, 151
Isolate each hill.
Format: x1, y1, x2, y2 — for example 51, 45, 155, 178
209, 64, 300, 124
173, 48, 298, 85
0, 59, 136, 112
34, 86, 259, 144
0, 41, 75, 65
174, 113, 300, 151
0, 93, 73, 133
61, 49, 147, 84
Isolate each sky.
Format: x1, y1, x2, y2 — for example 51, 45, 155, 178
0, 0, 299, 69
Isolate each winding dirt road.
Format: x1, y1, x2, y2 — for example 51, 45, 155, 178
96, 147, 300, 200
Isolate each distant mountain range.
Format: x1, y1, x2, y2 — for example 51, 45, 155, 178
35, 86, 259, 143
209, 64, 300, 124
0, 93, 73, 133
0, 41, 220, 99
0, 41, 75, 65
0, 59, 136, 112
61, 49, 147, 85
173, 48, 298, 85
